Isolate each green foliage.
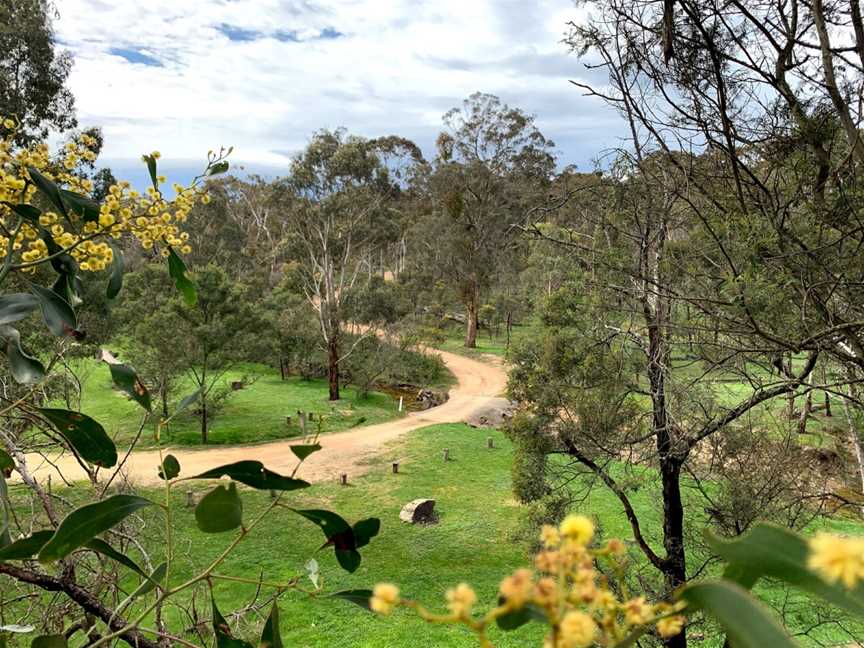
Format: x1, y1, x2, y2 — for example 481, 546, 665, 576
189, 461, 309, 491
37, 407, 117, 467
38, 494, 154, 562
0, 0, 76, 144
107, 361, 152, 411
195, 483, 242, 533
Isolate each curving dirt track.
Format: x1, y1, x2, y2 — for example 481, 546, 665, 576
20, 349, 509, 487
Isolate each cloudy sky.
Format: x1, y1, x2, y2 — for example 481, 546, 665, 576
54, 0, 624, 185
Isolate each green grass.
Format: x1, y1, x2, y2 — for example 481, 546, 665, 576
11, 423, 855, 647
438, 322, 537, 360
112, 424, 544, 648
60, 359, 404, 448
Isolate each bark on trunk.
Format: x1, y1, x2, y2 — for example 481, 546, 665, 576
200, 396, 208, 444
464, 286, 479, 348
842, 383, 864, 516
328, 337, 340, 401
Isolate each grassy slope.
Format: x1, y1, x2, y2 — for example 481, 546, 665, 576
129, 424, 542, 648
109, 423, 863, 648
62, 359, 403, 448
438, 323, 536, 360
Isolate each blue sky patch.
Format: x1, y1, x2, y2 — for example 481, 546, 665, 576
317, 27, 344, 40
274, 29, 301, 42
218, 23, 262, 42
108, 47, 162, 67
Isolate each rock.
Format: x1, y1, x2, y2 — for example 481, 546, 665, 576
466, 399, 517, 428
399, 498, 437, 524
416, 389, 447, 410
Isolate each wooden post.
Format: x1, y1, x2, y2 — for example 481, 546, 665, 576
185, 490, 195, 508
487, 437, 494, 449
308, 412, 314, 421
340, 473, 348, 486
299, 411, 307, 434
443, 448, 450, 462
270, 489, 277, 499
285, 416, 291, 426
398, 396, 403, 412
392, 462, 399, 474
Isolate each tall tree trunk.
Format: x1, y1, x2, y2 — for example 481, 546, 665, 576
200, 364, 208, 444
328, 337, 340, 401
842, 379, 864, 515
464, 282, 479, 348
200, 397, 208, 444
161, 382, 169, 419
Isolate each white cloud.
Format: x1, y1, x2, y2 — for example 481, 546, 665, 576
55, 0, 623, 171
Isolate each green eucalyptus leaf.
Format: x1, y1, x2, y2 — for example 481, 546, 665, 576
291, 509, 363, 573
37, 408, 117, 468
30, 635, 66, 648
26, 167, 67, 219
189, 461, 308, 492
167, 247, 196, 306
332, 589, 373, 611
38, 495, 154, 563
0, 294, 39, 325
0, 326, 45, 384
50, 273, 82, 308
1, 202, 41, 223
352, 518, 380, 549
130, 561, 167, 598
0, 530, 53, 561
142, 154, 159, 194
290, 444, 321, 461
158, 455, 180, 480
107, 362, 151, 412
195, 483, 242, 533
85, 537, 146, 577
205, 161, 230, 176
58, 189, 99, 222
706, 524, 864, 617
259, 602, 283, 648
680, 580, 798, 648
29, 284, 77, 337
106, 242, 124, 299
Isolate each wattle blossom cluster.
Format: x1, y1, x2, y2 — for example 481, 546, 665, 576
370, 514, 686, 647
0, 117, 206, 273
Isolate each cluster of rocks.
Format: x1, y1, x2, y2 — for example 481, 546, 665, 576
416, 389, 447, 410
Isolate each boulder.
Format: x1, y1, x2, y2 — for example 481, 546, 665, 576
466, 398, 517, 428
399, 498, 437, 524
416, 389, 447, 410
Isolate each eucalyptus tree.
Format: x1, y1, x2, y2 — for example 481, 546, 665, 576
279, 129, 423, 400
566, 0, 864, 513
0, 0, 76, 144
501, 3, 864, 646
426, 92, 556, 348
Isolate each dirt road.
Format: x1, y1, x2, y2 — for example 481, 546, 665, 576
20, 348, 509, 487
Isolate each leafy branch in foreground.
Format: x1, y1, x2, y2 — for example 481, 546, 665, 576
365, 517, 864, 648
